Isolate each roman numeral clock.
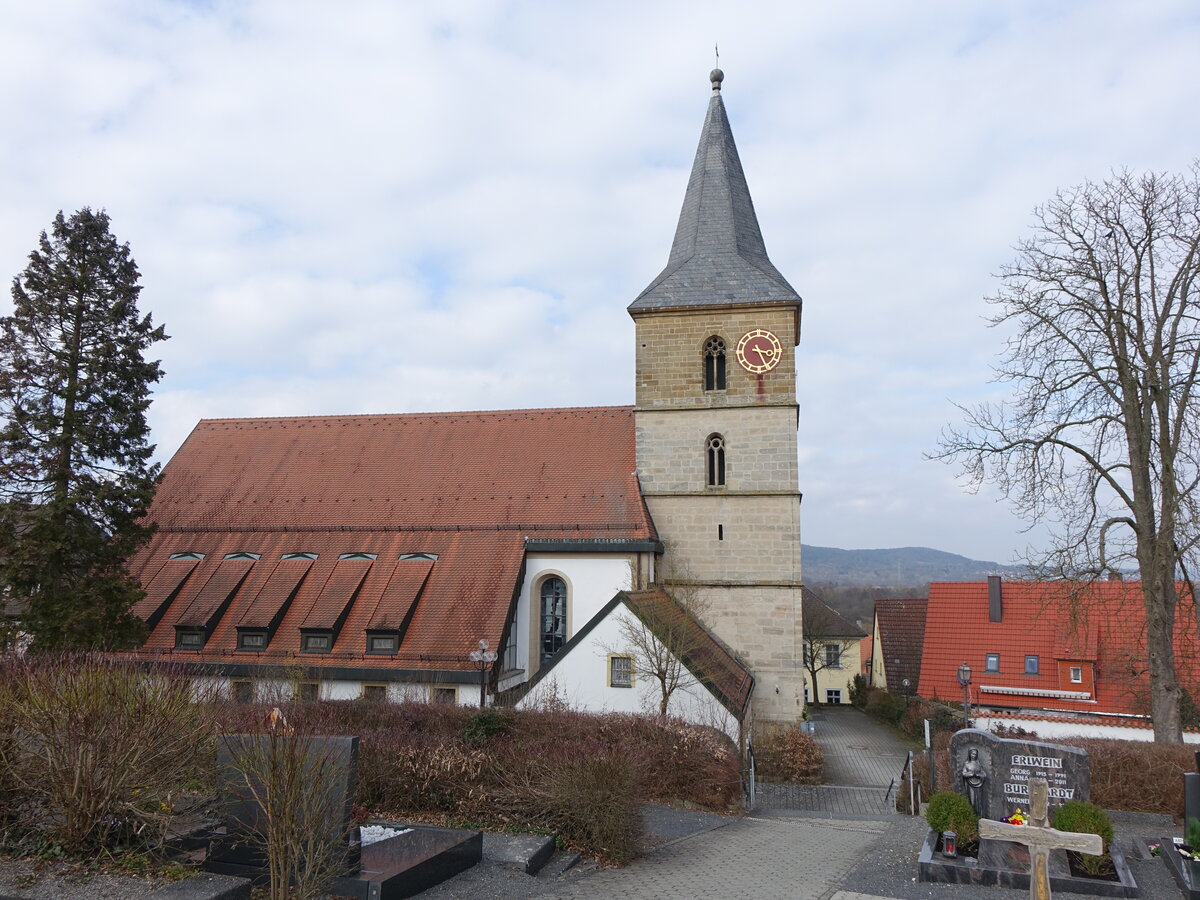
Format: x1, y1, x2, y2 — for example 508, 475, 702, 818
735, 328, 783, 374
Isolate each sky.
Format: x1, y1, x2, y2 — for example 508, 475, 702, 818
2, 1, 1198, 565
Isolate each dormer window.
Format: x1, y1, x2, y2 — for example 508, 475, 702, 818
400, 553, 438, 561
301, 631, 332, 653
169, 552, 205, 560
367, 632, 399, 655
175, 628, 204, 649
238, 630, 267, 651
703, 336, 727, 391
224, 552, 261, 560
281, 552, 318, 560
338, 552, 377, 560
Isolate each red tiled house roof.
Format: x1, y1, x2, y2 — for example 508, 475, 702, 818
917, 579, 1200, 718
127, 407, 656, 675
874, 599, 927, 695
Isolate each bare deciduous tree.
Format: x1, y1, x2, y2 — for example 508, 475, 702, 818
937, 165, 1200, 743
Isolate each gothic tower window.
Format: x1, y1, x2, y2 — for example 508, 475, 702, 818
540, 576, 567, 662
703, 336, 727, 391
706, 434, 726, 487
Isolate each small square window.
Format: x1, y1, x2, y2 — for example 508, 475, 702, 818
609, 655, 634, 688
433, 687, 457, 704
297, 682, 319, 702
1025, 655, 1040, 675
985, 653, 1000, 673
232, 680, 253, 704
1070, 666, 1083, 684
362, 683, 387, 702
826, 689, 843, 704
302, 633, 331, 652
176, 630, 204, 649
367, 633, 398, 654
238, 631, 266, 651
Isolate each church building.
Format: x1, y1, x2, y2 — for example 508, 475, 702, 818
126, 71, 807, 725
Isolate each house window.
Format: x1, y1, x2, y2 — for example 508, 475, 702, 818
238, 630, 267, 651
706, 434, 726, 487
540, 577, 567, 663
433, 686, 457, 704
1070, 666, 1083, 684
609, 655, 634, 688
367, 633, 399, 654
302, 632, 332, 653
223, 552, 260, 560
985, 653, 1000, 673
1025, 655, 1040, 675
703, 336, 727, 391
339, 552, 377, 560
175, 629, 204, 649
231, 680, 253, 704
168, 551, 204, 560
362, 683, 387, 702
824, 643, 842, 668
826, 689, 843, 704
281, 552, 318, 560
297, 681, 319, 702
400, 552, 438, 561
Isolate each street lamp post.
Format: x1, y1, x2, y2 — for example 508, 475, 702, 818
957, 661, 972, 729
468, 639, 498, 709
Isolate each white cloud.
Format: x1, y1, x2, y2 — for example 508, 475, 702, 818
2, 0, 1198, 563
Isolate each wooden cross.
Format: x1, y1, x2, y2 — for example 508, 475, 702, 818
978, 778, 1102, 900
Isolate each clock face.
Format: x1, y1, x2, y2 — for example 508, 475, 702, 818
735, 328, 783, 374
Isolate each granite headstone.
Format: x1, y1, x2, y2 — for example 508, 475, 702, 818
950, 729, 1089, 823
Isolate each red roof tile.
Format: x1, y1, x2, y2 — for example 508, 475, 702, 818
127, 407, 652, 674
874, 599, 927, 695
917, 580, 1200, 717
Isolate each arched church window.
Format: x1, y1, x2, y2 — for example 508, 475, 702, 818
703, 336, 727, 391
540, 576, 567, 663
706, 434, 726, 487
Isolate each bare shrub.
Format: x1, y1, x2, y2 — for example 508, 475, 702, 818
754, 724, 824, 783
221, 730, 354, 900
0, 655, 214, 852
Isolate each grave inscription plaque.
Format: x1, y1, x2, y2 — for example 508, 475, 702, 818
950, 729, 1089, 823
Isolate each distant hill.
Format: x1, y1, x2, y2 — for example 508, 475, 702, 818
802, 544, 1024, 586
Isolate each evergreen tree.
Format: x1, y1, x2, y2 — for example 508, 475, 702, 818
0, 208, 167, 651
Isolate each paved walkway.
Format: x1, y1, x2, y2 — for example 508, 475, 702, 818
758, 705, 919, 816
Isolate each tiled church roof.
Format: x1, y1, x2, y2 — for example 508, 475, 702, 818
127, 406, 656, 672
629, 71, 802, 314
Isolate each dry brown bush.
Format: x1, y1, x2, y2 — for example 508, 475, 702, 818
753, 724, 824, 783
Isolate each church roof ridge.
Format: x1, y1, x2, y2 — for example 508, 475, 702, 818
629, 71, 802, 313
195, 404, 635, 428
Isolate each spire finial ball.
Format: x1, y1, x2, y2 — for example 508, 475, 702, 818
710, 68, 724, 90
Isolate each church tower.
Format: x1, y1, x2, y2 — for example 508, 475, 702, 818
630, 70, 804, 721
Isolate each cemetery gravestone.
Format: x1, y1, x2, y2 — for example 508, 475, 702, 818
950, 729, 1090, 824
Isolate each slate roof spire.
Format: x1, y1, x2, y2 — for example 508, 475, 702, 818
629, 70, 802, 312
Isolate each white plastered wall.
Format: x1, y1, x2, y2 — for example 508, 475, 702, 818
515, 602, 740, 741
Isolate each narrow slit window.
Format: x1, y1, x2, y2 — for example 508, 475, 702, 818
703, 336, 727, 391
706, 434, 726, 487
540, 577, 567, 663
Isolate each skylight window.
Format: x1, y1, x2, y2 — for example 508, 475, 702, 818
400, 553, 438, 561
224, 552, 261, 560
169, 552, 205, 560
281, 552, 318, 560
338, 552, 377, 560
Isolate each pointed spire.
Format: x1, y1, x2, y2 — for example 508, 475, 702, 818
630, 71, 801, 312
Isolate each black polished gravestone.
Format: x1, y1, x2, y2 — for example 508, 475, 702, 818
205, 733, 481, 899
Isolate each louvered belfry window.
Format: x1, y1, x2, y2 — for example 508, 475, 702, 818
704, 336, 727, 391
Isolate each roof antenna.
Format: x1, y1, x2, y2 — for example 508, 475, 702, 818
711, 44, 724, 91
